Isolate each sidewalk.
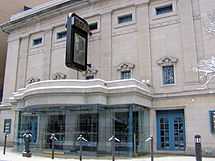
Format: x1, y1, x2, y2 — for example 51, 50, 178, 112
0, 147, 215, 161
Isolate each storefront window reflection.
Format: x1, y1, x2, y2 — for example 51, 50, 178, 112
17, 105, 149, 157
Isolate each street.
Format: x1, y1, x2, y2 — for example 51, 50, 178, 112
0, 147, 215, 161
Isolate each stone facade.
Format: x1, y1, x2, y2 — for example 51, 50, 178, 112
0, 0, 50, 102
0, 0, 215, 157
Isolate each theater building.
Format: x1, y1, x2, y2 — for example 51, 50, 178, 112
1, 0, 215, 157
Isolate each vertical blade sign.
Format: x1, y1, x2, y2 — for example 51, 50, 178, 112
66, 13, 89, 71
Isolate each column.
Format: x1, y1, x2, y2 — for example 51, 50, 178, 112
136, 3, 152, 81
137, 110, 146, 153
150, 109, 156, 153
191, 0, 205, 60
100, 13, 112, 80
43, 29, 53, 80
128, 106, 133, 157
16, 36, 29, 89
64, 111, 78, 151
179, 0, 199, 83
2, 37, 20, 103
38, 112, 48, 149
14, 110, 21, 150
98, 108, 113, 153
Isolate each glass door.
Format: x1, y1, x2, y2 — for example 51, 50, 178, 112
157, 110, 185, 151
157, 117, 170, 150
19, 115, 38, 144
46, 114, 65, 149
173, 116, 185, 150
79, 113, 98, 151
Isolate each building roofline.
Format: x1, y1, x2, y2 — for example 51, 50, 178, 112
0, 0, 97, 33
10, 0, 74, 21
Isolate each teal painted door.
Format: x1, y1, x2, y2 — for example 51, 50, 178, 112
157, 110, 185, 151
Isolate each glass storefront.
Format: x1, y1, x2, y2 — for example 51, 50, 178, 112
16, 104, 149, 157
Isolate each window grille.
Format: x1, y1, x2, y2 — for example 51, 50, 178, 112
210, 111, 215, 133
121, 70, 131, 79
162, 65, 175, 85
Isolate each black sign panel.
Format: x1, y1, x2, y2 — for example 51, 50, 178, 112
66, 13, 89, 71
3, 119, 11, 134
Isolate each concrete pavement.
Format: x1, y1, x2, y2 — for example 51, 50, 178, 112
0, 147, 215, 161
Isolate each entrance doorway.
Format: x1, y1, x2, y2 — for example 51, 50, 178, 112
157, 110, 185, 151
79, 113, 98, 151
46, 114, 65, 149
19, 115, 38, 143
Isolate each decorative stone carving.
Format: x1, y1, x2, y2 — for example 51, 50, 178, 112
117, 63, 135, 71
83, 64, 98, 78
52, 72, 67, 80
157, 56, 178, 66
26, 77, 40, 84
205, 9, 215, 35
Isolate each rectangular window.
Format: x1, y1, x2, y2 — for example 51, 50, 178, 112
162, 65, 175, 85
57, 31, 67, 40
89, 22, 98, 31
118, 14, 133, 24
33, 37, 42, 46
3, 119, 11, 134
210, 111, 215, 133
156, 4, 173, 15
121, 70, 131, 79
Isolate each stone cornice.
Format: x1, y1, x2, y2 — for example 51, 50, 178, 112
0, 0, 151, 33
0, 103, 13, 110
0, 0, 89, 33
9, 79, 152, 101
153, 88, 215, 99
7, 79, 215, 103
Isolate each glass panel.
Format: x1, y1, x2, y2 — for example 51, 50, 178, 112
79, 113, 98, 151
17, 105, 149, 158
33, 37, 42, 46
174, 117, 185, 150
74, 32, 86, 66
89, 22, 98, 31
118, 14, 132, 24
162, 65, 175, 85
157, 110, 185, 151
46, 114, 65, 149
121, 71, 131, 79
18, 115, 38, 144
159, 117, 170, 149
210, 111, 215, 133
156, 4, 173, 15
57, 31, 67, 39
